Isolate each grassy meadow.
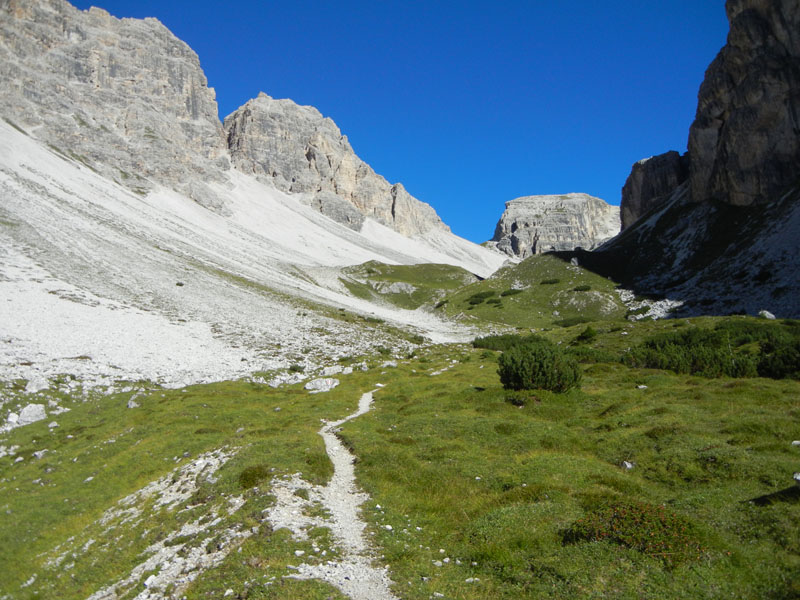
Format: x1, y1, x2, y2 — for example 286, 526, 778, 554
1, 254, 798, 599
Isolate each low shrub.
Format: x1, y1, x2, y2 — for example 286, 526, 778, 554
500, 288, 524, 297
486, 298, 503, 305
563, 500, 705, 567
624, 321, 800, 379
497, 338, 581, 392
434, 299, 448, 309
540, 278, 560, 285
554, 316, 591, 327
574, 325, 597, 343
239, 465, 271, 489
573, 285, 591, 292
288, 364, 304, 373
473, 333, 545, 352
466, 290, 497, 305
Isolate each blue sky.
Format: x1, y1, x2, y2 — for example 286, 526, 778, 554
72, 0, 729, 243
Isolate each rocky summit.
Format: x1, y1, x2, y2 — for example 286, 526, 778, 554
488, 193, 620, 259
577, 0, 800, 318
225, 93, 447, 236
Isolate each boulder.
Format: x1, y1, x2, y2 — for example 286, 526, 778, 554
304, 378, 340, 393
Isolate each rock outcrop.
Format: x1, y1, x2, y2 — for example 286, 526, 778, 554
575, 0, 800, 317
224, 93, 448, 236
620, 151, 688, 229
688, 0, 800, 207
1, 0, 451, 236
488, 193, 620, 259
0, 0, 230, 208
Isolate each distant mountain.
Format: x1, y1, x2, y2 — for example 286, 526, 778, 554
487, 193, 620, 259
0, 0, 506, 388
573, 0, 800, 318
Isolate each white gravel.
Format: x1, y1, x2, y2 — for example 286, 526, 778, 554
266, 389, 399, 599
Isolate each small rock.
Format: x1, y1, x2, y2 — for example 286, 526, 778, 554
127, 399, 139, 409
321, 365, 343, 376
432, 560, 443, 567
342, 366, 353, 375
25, 375, 49, 394
381, 360, 398, 368
637, 384, 648, 390
223, 589, 234, 597
465, 577, 480, 583
791, 441, 800, 447
385, 525, 393, 531
17, 404, 47, 427
294, 550, 305, 557
622, 460, 635, 470
33, 449, 48, 459
48, 421, 58, 428
304, 378, 339, 393
758, 310, 776, 320
84, 476, 94, 483
794, 472, 800, 488
144, 574, 157, 587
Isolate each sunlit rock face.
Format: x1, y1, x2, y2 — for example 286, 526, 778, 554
224, 93, 448, 236
688, 0, 800, 207
488, 193, 620, 259
0, 0, 231, 208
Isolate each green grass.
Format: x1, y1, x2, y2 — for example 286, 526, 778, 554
340, 261, 478, 310
2, 318, 799, 599
440, 255, 627, 329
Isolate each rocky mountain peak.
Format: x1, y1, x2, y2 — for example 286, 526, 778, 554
487, 193, 620, 259
224, 93, 448, 236
620, 151, 689, 230
0, 0, 230, 208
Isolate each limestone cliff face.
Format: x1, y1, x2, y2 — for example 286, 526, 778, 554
688, 0, 800, 207
620, 151, 688, 230
583, 0, 800, 317
0, 0, 230, 209
488, 194, 620, 259
224, 93, 448, 236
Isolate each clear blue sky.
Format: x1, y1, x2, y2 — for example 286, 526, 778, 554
72, 0, 730, 243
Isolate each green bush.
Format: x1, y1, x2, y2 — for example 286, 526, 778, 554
500, 288, 524, 297
563, 500, 705, 567
486, 298, 502, 305
554, 316, 591, 328
473, 333, 545, 352
574, 325, 597, 343
466, 290, 497, 305
239, 465, 271, 489
573, 285, 591, 292
288, 364, 304, 373
497, 338, 581, 392
624, 321, 800, 379
540, 278, 560, 285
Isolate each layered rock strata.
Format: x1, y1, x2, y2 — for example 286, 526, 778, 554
224, 93, 447, 236
688, 0, 800, 207
1, 0, 451, 235
488, 193, 620, 259
620, 151, 688, 229
0, 0, 230, 209
581, 0, 800, 317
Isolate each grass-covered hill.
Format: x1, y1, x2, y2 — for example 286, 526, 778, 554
436, 254, 628, 328
2, 316, 798, 599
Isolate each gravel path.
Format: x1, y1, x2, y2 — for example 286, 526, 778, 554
266, 389, 400, 599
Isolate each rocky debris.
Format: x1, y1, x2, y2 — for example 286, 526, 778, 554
488, 194, 620, 259
620, 151, 689, 230
321, 365, 344, 377
688, 0, 800, 208
3, 403, 47, 432
24, 375, 50, 394
0, 0, 230, 205
304, 378, 340, 393
224, 93, 448, 236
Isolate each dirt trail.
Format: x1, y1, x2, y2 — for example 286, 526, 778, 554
266, 389, 400, 599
